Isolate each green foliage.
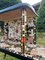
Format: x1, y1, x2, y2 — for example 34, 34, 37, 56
0, 0, 22, 10
36, 0, 45, 32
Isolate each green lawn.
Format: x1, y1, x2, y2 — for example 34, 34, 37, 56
0, 52, 20, 60
36, 32, 45, 45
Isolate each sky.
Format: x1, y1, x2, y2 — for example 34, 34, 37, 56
22, 0, 42, 5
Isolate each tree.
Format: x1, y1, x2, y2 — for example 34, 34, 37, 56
36, 0, 45, 32
0, 0, 22, 10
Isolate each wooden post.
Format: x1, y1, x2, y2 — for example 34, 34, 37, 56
21, 9, 27, 54
33, 19, 36, 44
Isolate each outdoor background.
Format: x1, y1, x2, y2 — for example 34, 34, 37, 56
0, 0, 45, 60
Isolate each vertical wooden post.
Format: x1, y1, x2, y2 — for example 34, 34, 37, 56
34, 26, 36, 44
21, 9, 27, 54
33, 19, 36, 44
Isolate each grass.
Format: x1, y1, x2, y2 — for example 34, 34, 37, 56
37, 38, 45, 45
36, 32, 45, 45
0, 52, 21, 60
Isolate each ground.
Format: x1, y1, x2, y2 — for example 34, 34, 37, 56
0, 32, 45, 60
0, 52, 20, 60
37, 32, 45, 45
